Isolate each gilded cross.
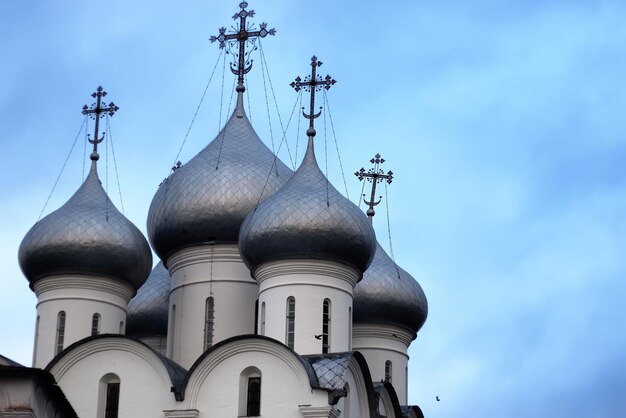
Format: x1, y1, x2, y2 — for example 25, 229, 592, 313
210, 1, 276, 92
355, 154, 393, 219
290, 56, 336, 137
82, 86, 119, 160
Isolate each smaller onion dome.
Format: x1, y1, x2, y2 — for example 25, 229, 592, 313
147, 94, 292, 263
18, 162, 152, 290
239, 139, 376, 275
126, 261, 170, 337
353, 243, 428, 338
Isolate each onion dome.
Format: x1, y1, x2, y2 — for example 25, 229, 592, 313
127, 261, 170, 337
18, 162, 153, 290
353, 243, 428, 338
147, 95, 292, 262
239, 138, 376, 275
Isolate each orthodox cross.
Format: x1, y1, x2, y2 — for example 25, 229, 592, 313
290, 56, 336, 137
82, 86, 119, 160
355, 153, 394, 219
210, 1, 276, 92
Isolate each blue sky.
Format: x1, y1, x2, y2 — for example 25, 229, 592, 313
2, 1, 626, 417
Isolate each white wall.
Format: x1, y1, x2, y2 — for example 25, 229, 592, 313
255, 260, 360, 355
32, 275, 134, 368
49, 337, 178, 418
184, 338, 334, 418
351, 324, 413, 405
167, 245, 258, 368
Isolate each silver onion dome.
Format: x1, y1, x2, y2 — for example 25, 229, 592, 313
126, 261, 170, 337
354, 243, 428, 338
18, 162, 153, 290
147, 95, 292, 262
239, 138, 376, 275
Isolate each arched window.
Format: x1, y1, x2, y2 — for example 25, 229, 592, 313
348, 306, 352, 350
238, 367, 261, 417
168, 305, 176, 356
118, 321, 124, 334
55, 311, 66, 355
92, 313, 101, 336
385, 360, 392, 383
98, 373, 120, 418
260, 302, 266, 336
285, 297, 295, 349
204, 297, 215, 350
33, 315, 40, 365
322, 299, 331, 353
254, 299, 259, 335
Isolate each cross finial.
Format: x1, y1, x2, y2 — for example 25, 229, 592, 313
81, 86, 119, 161
290, 56, 336, 138
210, 1, 276, 93
355, 153, 393, 219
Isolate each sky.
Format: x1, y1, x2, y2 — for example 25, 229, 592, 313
1, 0, 626, 417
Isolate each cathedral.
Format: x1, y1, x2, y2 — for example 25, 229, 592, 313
0, 3, 428, 417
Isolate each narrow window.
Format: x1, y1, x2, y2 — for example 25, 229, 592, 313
99, 374, 121, 418
238, 367, 261, 417
246, 377, 261, 416
322, 299, 331, 353
104, 382, 120, 418
385, 360, 392, 383
260, 302, 266, 336
204, 297, 215, 350
55, 311, 66, 355
254, 299, 259, 335
92, 313, 101, 336
118, 321, 124, 334
348, 306, 352, 350
285, 297, 295, 349
33, 315, 40, 366
169, 305, 176, 356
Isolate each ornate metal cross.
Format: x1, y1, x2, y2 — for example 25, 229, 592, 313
82, 86, 119, 160
290, 56, 336, 136
355, 153, 394, 219
210, 1, 276, 92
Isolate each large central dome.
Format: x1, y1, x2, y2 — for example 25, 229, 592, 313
147, 95, 292, 262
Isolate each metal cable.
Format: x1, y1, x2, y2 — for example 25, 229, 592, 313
323, 91, 350, 199
384, 182, 402, 280
82, 118, 89, 181
253, 92, 302, 209
215, 75, 237, 170
37, 117, 87, 221
259, 44, 277, 159
105, 115, 125, 213
171, 48, 224, 174
218, 50, 227, 132
295, 92, 303, 163
258, 40, 295, 169
323, 97, 329, 206
105, 117, 110, 221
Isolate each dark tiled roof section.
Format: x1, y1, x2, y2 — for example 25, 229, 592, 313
127, 261, 170, 337
239, 139, 376, 274
147, 97, 292, 262
353, 243, 428, 338
18, 163, 152, 289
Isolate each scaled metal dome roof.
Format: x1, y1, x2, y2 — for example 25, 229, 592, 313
147, 95, 292, 262
126, 261, 170, 337
18, 162, 153, 290
239, 139, 376, 274
353, 243, 428, 338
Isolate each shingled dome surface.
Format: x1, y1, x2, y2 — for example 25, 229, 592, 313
239, 139, 376, 275
147, 96, 292, 262
353, 243, 428, 338
19, 163, 152, 290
